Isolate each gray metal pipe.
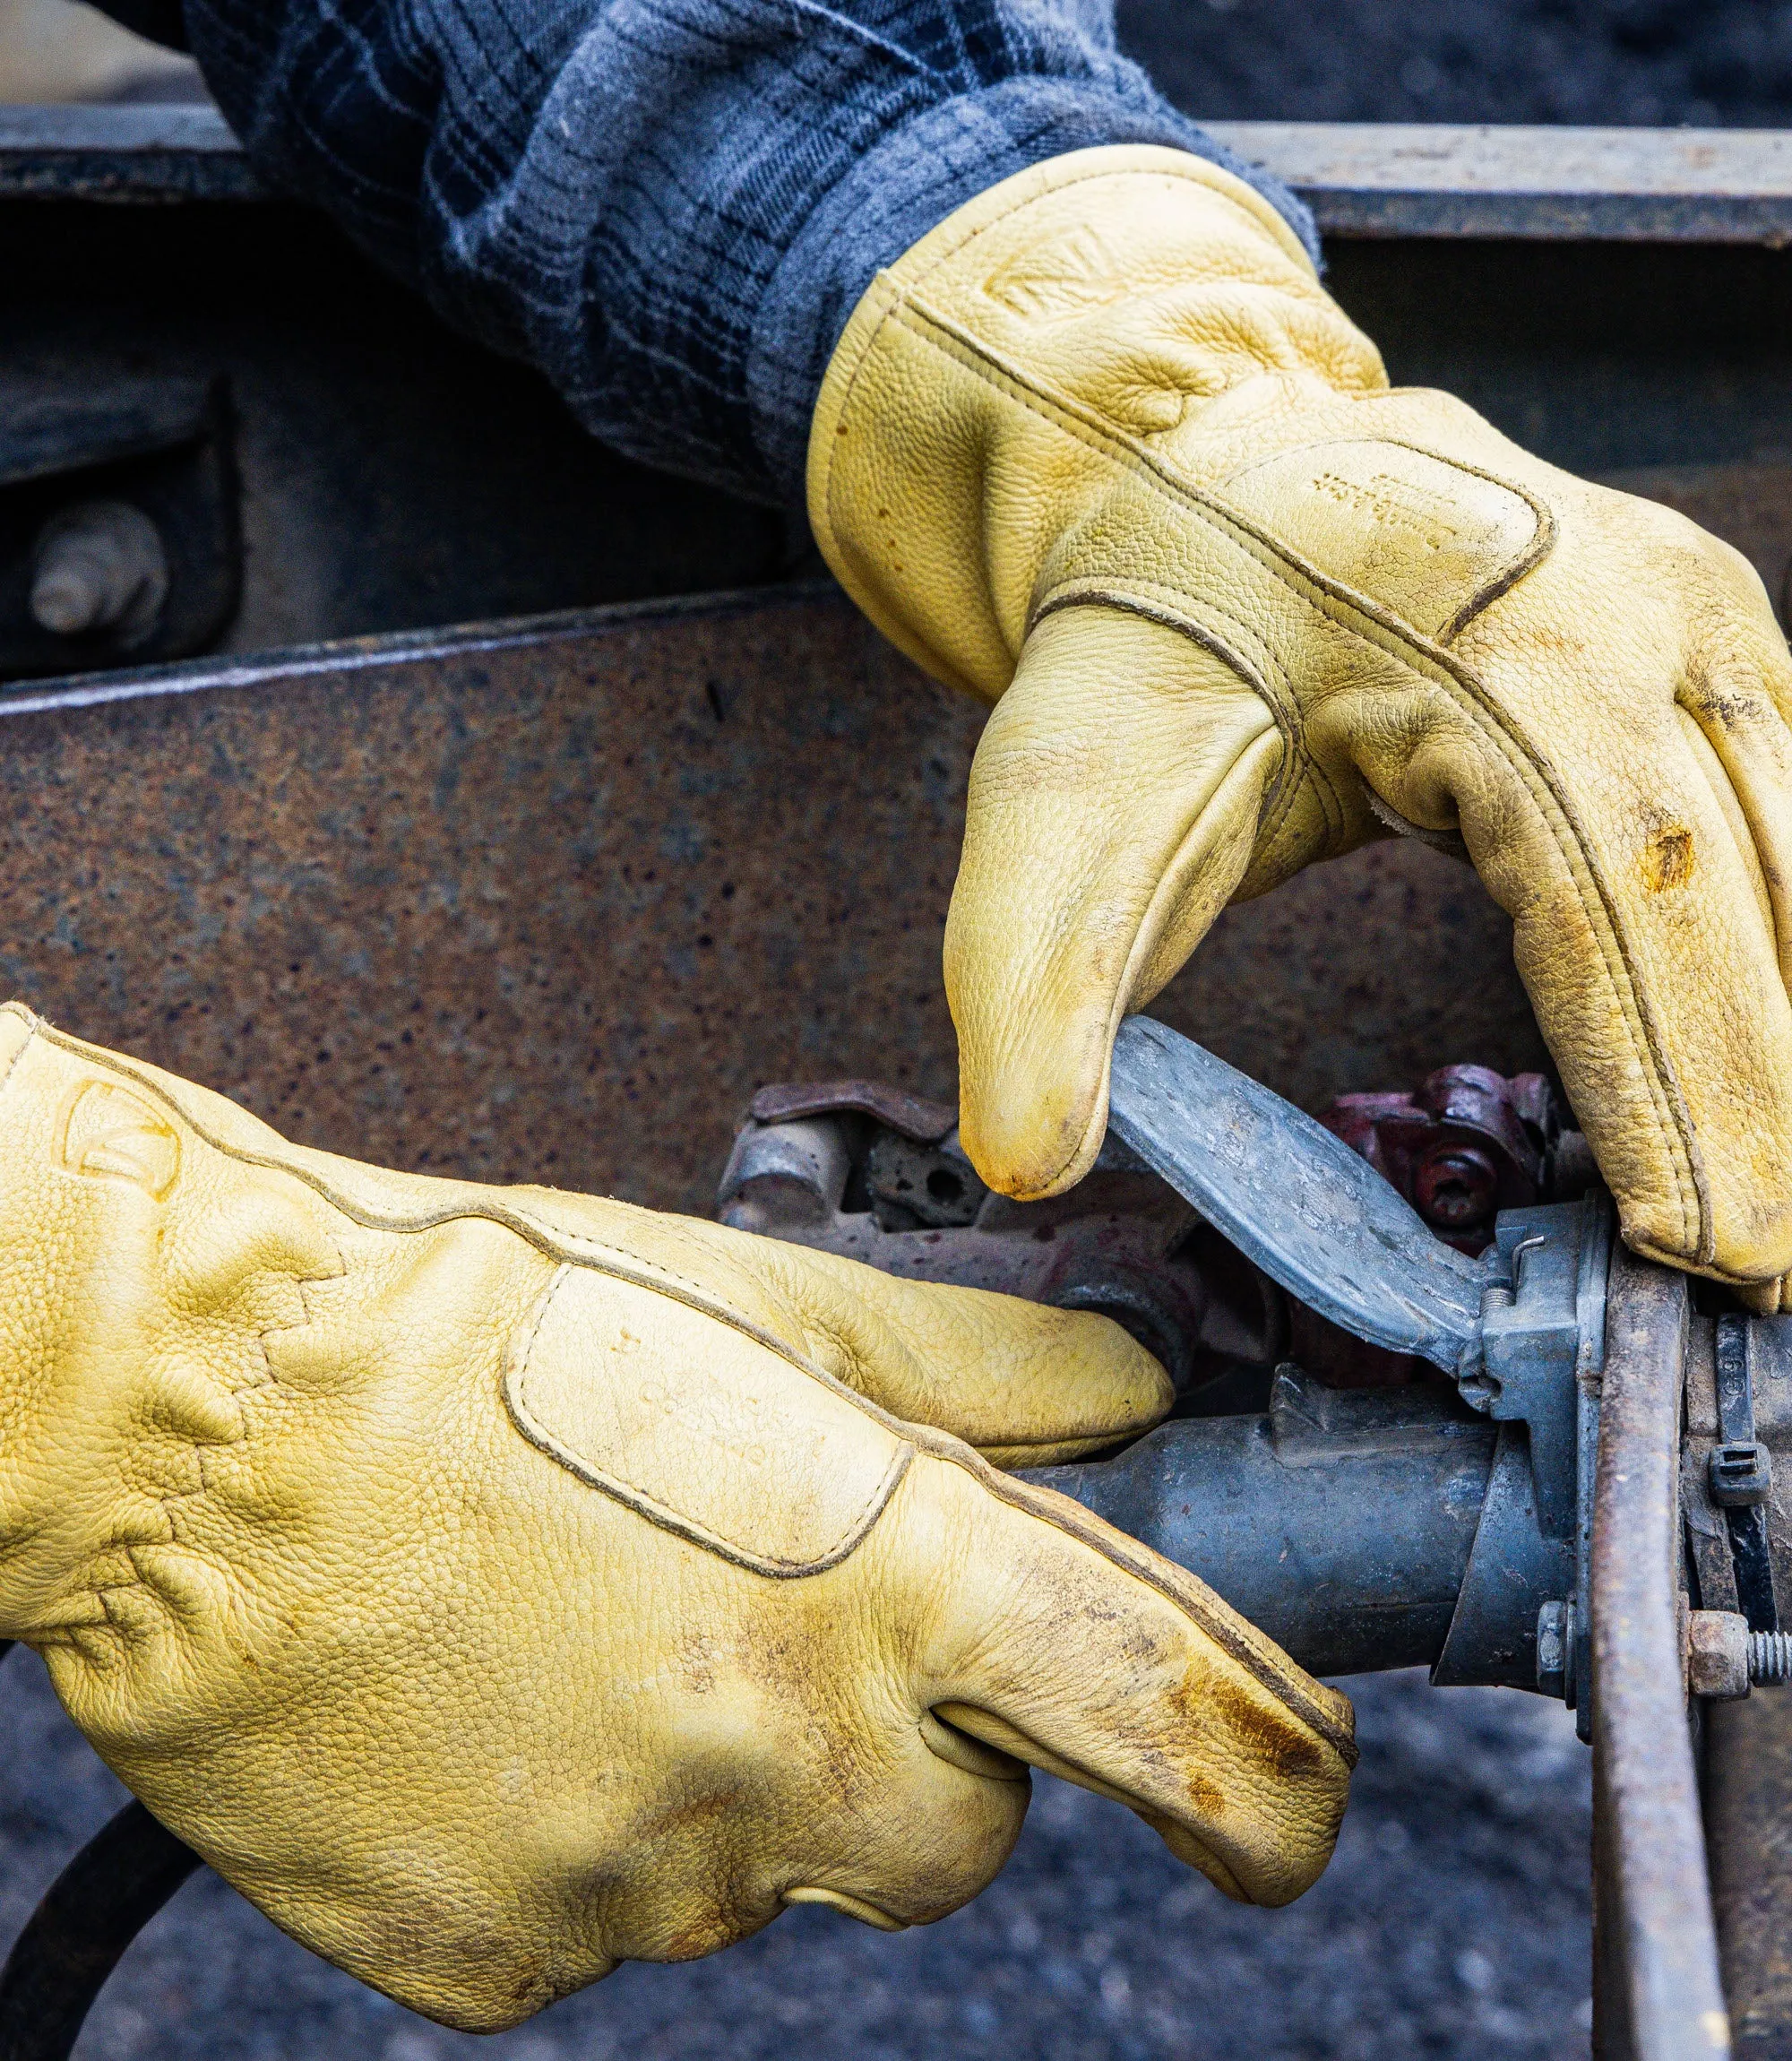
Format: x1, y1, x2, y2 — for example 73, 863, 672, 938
1030, 1367, 1498, 1678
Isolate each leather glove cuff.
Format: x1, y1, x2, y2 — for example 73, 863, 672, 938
806, 144, 1387, 700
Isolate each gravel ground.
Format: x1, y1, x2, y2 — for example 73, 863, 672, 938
2, 1646, 1591, 2061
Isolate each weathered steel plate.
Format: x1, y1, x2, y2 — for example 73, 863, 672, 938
0, 584, 1543, 1213
1208, 123, 1792, 245
13, 108, 1792, 244
0, 106, 258, 204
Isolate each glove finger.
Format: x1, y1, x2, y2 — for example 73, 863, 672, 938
946, 604, 1285, 1201
1431, 531, 1792, 1280
765, 1681, 1033, 1936
1679, 594, 1792, 978
745, 1237, 1174, 1463
883, 1452, 1354, 1908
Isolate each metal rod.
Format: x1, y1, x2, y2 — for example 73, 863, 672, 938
1590, 1247, 1727, 2060
0, 1803, 202, 2061
1032, 1373, 1498, 1678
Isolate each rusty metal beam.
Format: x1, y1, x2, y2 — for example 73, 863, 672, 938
1707, 1691, 1792, 2057
0, 585, 1544, 1214
13, 108, 1792, 244
1591, 1246, 1727, 2060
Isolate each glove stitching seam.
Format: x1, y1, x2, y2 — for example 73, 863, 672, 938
856, 149, 1321, 294
1032, 581, 1308, 839
869, 299, 1707, 1257
1215, 432, 1559, 647
504, 1263, 912, 1577
73, 1283, 314, 1643
1031, 578, 1347, 856
963, 1464, 1357, 1764
1426, 457, 1557, 644
0, 1010, 36, 1096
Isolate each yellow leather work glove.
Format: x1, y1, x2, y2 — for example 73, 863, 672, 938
809, 144, 1792, 1293
0, 1005, 1353, 2031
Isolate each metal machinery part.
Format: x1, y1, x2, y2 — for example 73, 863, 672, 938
719, 1022, 1792, 2060
29, 501, 168, 643
0, 378, 238, 681
718, 1027, 1602, 1699
6, 107, 1792, 2061
0, 1802, 202, 2061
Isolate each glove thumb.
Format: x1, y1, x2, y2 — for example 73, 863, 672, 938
948, 605, 1287, 1199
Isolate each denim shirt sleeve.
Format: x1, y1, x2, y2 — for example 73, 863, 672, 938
181, 0, 1315, 506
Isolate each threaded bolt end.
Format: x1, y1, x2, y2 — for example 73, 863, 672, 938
1748, 1632, 1792, 1686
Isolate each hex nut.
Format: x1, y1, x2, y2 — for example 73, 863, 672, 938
1413, 1143, 1500, 1232
1687, 1608, 1752, 1701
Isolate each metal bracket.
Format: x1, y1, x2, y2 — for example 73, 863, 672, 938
1434, 1197, 1608, 1693
1431, 1423, 1573, 1689
1461, 1203, 1590, 1542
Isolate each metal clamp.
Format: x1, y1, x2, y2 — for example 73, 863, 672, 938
1716, 1314, 1779, 1635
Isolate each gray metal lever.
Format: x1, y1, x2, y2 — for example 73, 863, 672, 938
1107, 1017, 1495, 1378
1103, 1015, 1607, 1702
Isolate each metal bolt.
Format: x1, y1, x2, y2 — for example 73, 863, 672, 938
29, 501, 168, 643
1537, 1598, 1572, 1701
713, 1117, 849, 1233
1413, 1143, 1500, 1231
1679, 1619, 1792, 1695
1689, 1610, 1753, 1699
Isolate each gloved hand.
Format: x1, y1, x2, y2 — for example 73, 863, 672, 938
809, 145, 1792, 1293
0, 1005, 1353, 2031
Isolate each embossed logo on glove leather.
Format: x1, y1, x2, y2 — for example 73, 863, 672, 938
983, 226, 1128, 320
1219, 439, 1549, 642
504, 1264, 912, 1575
58, 1079, 181, 1197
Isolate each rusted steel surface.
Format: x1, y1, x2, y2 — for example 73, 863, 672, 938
0, 584, 1543, 1214
15, 108, 1792, 245
1590, 1247, 1727, 2061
